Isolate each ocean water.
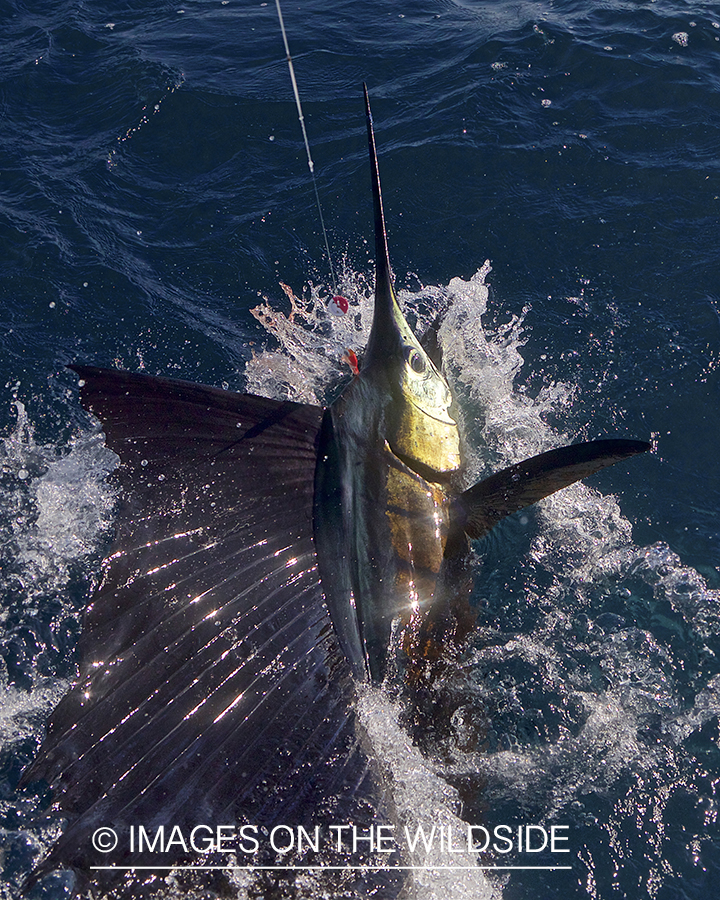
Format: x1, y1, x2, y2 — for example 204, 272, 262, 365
1, 0, 720, 897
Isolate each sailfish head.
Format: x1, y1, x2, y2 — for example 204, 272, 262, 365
361, 84, 461, 479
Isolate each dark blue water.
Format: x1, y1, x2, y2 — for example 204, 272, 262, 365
2, 0, 720, 897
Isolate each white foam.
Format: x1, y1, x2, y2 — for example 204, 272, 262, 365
357, 686, 500, 900
248, 265, 720, 896
245, 271, 374, 403
6, 267, 715, 898
0, 399, 117, 601
0, 395, 119, 895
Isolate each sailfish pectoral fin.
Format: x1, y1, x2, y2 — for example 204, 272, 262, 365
455, 438, 651, 540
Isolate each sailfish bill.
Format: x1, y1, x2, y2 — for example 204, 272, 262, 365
23, 87, 650, 893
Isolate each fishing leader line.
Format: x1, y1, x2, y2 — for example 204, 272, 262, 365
275, 0, 338, 295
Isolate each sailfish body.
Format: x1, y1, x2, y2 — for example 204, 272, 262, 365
24, 87, 650, 892
315, 86, 648, 688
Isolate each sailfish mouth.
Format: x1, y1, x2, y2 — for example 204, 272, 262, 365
387, 441, 457, 485
405, 394, 457, 426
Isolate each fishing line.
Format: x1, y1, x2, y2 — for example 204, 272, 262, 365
275, 0, 337, 293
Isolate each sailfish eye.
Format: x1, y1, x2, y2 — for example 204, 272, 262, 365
405, 347, 426, 374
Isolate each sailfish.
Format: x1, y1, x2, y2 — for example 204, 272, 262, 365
23, 87, 650, 894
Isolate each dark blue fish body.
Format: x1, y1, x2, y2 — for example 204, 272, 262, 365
23, 87, 650, 895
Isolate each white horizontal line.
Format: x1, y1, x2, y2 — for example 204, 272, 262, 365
91, 865, 572, 872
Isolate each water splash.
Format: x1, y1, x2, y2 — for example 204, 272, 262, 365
0, 392, 119, 895
245, 268, 375, 404
357, 686, 500, 900
0, 397, 117, 627
249, 266, 720, 898
4, 268, 715, 899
